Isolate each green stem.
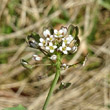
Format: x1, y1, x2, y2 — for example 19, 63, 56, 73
42, 53, 61, 110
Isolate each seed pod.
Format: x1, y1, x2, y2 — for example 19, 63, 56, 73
21, 59, 33, 70
68, 25, 80, 46
26, 33, 40, 48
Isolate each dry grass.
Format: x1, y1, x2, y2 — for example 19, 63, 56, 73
0, 0, 110, 110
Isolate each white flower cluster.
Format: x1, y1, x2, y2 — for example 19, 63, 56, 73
39, 27, 77, 55
32, 27, 78, 61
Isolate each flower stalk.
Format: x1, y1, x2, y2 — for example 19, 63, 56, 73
22, 25, 81, 110
43, 53, 61, 110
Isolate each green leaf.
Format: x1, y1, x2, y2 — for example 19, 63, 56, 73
3, 105, 27, 110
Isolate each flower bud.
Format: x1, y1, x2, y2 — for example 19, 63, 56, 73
33, 55, 42, 61
72, 46, 78, 53
29, 40, 38, 48
61, 63, 69, 70
50, 55, 57, 60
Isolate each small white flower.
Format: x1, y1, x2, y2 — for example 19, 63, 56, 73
50, 55, 57, 60
54, 29, 63, 38
46, 35, 54, 41
61, 27, 67, 35
59, 43, 71, 54
33, 55, 42, 61
43, 29, 51, 37
46, 42, 57, 53
62, 35, 73, 44
61, 63, 69, 70
72, 46, 78, 53
67, 35, 74, 42
39, 38, 47, 47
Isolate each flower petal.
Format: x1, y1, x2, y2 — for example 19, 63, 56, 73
54, 29, 58, 34
50, 35, 53, 38
68, 35, 73, 40
66, 47, 71, 51
50, 49, 54, 53
59, 29, 63, 34
62, 27, 67, 35
54, 35, 58, 38
63, 50, 68, 54
40, 38, 44, 42
49, 42, 53, 46
53, 45, 57, 49
59, 46, 62, 51
46, 46, 49, 50
39, 43, 43, 47
66, 35, 73, 44
62, 38, 65, 40
62, 42, 66, 47
43, 29, 50, 37
46, 38, 49, 41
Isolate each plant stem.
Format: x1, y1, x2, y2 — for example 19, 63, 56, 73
42, 53, 61, 110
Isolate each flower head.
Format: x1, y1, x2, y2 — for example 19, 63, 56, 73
46, 35, 54, 42
54, 29, 63, 38
59, 43, 71, 54
62, 35, 73, 44
31, 25, 79, 56
46, 42, 57, 53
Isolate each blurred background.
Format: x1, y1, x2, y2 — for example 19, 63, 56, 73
0, 0, 110, 110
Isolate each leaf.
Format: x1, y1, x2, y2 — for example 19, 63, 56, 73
21, 59, 33, 70
3, 105, 27, 110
